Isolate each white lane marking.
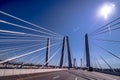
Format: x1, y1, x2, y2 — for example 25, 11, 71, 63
75, 77, 77, 80
53, 75, 60, 79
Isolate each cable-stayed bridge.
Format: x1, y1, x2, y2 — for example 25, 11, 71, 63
0, 11, 120, 80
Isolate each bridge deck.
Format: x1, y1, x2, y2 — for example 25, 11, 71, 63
0, 70, 120, 80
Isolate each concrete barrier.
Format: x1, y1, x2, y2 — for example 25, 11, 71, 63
0, 69, 65, 76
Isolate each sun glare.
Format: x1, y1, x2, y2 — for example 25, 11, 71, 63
99, 2, 115, 20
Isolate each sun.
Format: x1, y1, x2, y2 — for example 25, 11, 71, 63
98, 2, 115, 20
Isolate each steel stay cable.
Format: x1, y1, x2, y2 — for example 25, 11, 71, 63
0, 11, 62, 37
28, 42, 62, 65
0, 33, 63, 41
90, 22, 120, 36
35, 57, 45, 65
89, 16, 120, 36
18, 50, 45, 65
0, 43, 41, 54
0, 36, 47, 40
0, 36, 62, 40
0, 39, 46, 42
95, 58, 102, 69
0, 46, 43, 61
36, 42, 62, 66
0, 41, 46, 51
90, 41, 119, 71
92, 43, 120, 60
0, 42, 46, 56
0, 41, 43, 50
100, 56, 115, 72
0, 20, 58, 37
95, 26, 120, 36
92, 38, 120, 43
0, 42, 61, 64
40, 47, 61, 68
50, 47, 61, 66
92, 22, 120, 35
0, 29, 59, 39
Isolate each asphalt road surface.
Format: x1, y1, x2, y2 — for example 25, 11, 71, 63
0, 70, 120, 80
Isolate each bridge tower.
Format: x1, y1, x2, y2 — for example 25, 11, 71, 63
66, 36, 72, 68
85, 33, 93, 71
60, 36, 72, 68
60, 36, 65, 68
45, 38, 50, 67
73, 58, 76, 68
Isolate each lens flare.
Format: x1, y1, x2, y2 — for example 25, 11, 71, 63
98, 2, 115, 20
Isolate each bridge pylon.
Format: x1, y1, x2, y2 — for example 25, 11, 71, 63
45, 38, 50, 67
73, 58, 76, 68
60, 36, 72, 68
85, 33, 93, 71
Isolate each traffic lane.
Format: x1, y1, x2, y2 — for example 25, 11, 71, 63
17, 70, 78, 80
0, 70, 77, 80
18, 70, 106, 80
69, 70, 105, 80
1, 70, 120, 80
0, 71, 64, 80
92, 71, 120, 80
70, 70, 120, 80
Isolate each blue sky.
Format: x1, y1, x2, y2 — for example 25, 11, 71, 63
0, 0, 120, 68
